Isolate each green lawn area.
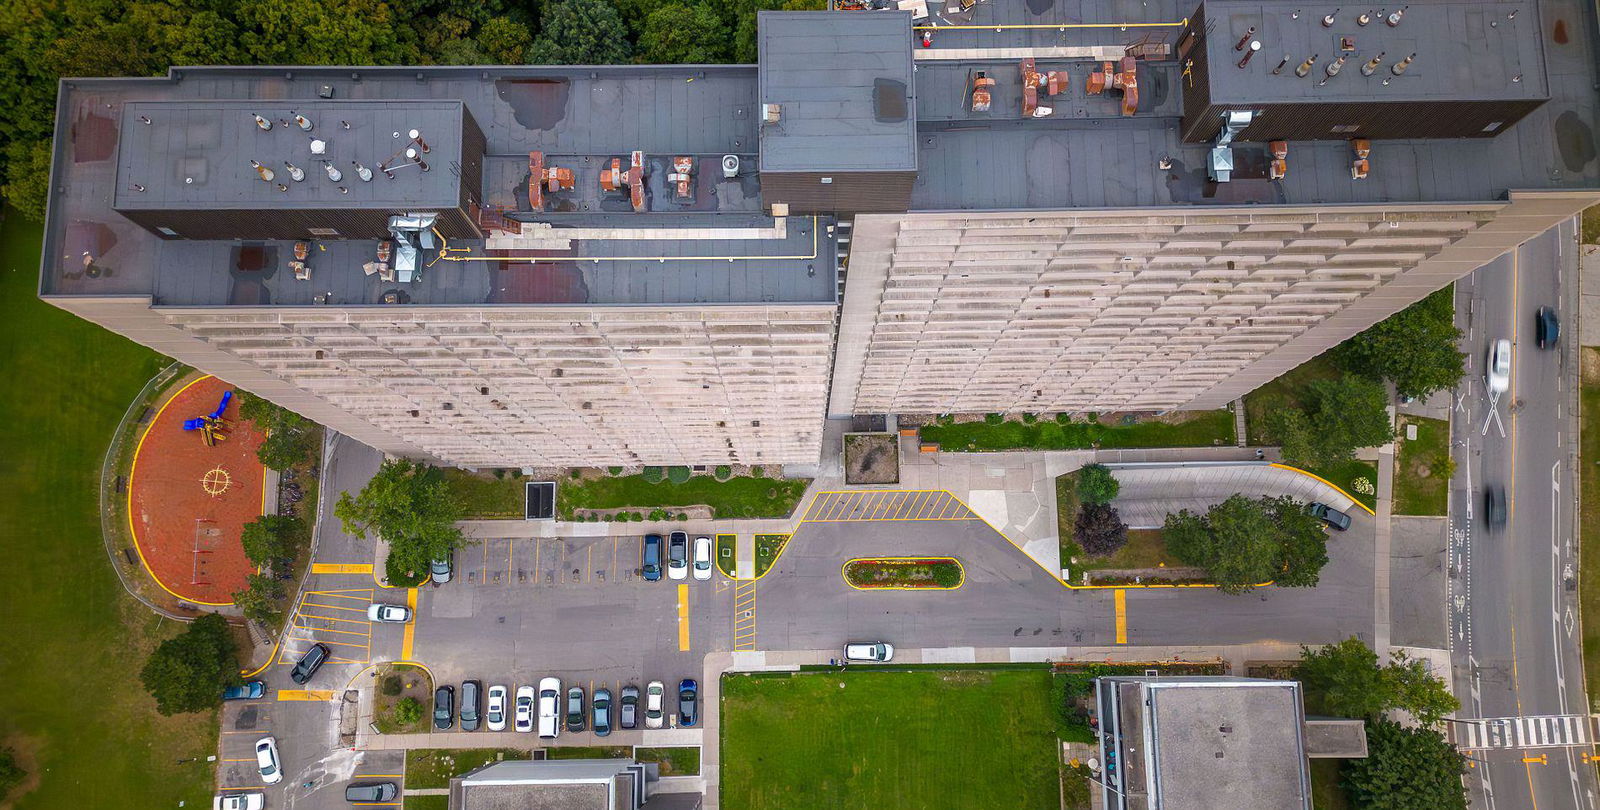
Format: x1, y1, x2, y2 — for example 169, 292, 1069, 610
754, 533, 789, 577
403, 796, 450, 810
716, 534, 737, 578
558, 473, 809, 520
1055, 472, 1082, 568
1393, 416, 1450, 516
1310, 759, 1351, 810
439, 468, 524, 518
920, 409, 1234, 452
720, 668, 1059, 810
1244, 352, 1341, 446
1580, 349, 1600, 719
1302, 459, 1379, 512
404, 748, 531, 789
0, 212, 221, 808
635, 746, 701, 776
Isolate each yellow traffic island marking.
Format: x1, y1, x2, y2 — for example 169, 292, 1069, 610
400, 587, 419, 660
732, 581, 758, 651
277, 690, 336, 701
1114, 589, 1128, 644
841, 556, 965, 590
677, 584, 691, 651
311, 562, 374, 575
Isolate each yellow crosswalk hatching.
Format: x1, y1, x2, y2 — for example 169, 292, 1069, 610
732, 581, 758, 650
801, 490, 977, 522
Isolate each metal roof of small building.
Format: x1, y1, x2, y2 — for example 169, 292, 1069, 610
757, 11, 918, 173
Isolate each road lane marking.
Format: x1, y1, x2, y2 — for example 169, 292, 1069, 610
677, 584, 690, 651
277, 690, 335, 701
400, 587, 418, 660
310, 563, 373, 575
1114, 589, 1127, 644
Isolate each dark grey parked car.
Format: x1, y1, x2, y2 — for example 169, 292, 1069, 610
1308, 502, 1351, 531
619, 684, 639, 730
434, 685, 455, 730
289, 643, 329, 685
345, 782, 398, 802
459, 680, 482, 731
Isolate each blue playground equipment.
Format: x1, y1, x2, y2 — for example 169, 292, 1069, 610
181, 389, 235, 446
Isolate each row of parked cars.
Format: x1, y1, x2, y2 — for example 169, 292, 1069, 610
642, 531, 714, 581
433, 678, 700, 736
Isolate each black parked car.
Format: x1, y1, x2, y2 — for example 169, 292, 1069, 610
678, 679, 699, 728
289, 643, 330, 685
1485, 484, 1507, 530
459, 680, 482, 731
1536, 306, 1561, 349
345, 782, 399, 802
619, 684, 639, 730
642, 534, 663, 581
434, 685, 455, 731
566, 685, 587, 733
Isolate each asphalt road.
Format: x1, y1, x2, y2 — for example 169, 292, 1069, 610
1451, 220, 1595, 810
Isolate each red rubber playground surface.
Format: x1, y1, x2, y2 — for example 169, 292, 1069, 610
127, 376, 267, 605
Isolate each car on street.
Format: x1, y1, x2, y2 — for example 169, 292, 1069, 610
430, 554, 453, 584
593, 688, 612, 737
642, 534, 663, 582
645, 680, 665, 729
514, 685, 535, 733
433, 684, 455, 730
693, 535, 713, 581
366, 603, 412, 623
344, 782, 398, 802
1487, 338, 1511, 394
1537, 306, 1561, 349
619, 684, 639, 730
538, 678, 561, 738
1485, 484, 1508, 530
212, 791, 264, 810
254, 737, 282, 785
486, 684, 508, 732
845, 642, 895, 662
668, 531, 689, 580
289, 643, 330, 685
566, 685, 587, 732
1307, 502, 1351, 531
460, 680, 482, 731
222, 680, 265, 701
678, 679, 699, 727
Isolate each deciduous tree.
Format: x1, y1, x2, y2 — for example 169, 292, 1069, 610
1335, 287, 1465, 400
1075, 463, 1120, 505
525, 0, 633, 64
1341, 720, 1467, 810
238, 392, 318, 471
1162, 495, 1331, 594
1074, 502, 1128, 555
1298, 637, 1460, 726
239, 514, 303, 568
232, 574, 286, 627
336, 459, 464, 586
139, 613, 240, 715
638, 2, 728, 64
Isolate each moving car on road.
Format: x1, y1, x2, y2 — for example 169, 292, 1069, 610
619, 684, 639, 730
366, 603, 412, 623
487, 684, 508, 732
289, 643, 330, 685
222, 680, 265, 701
254, 737, 282, 785
693, 535, 713, 581
642, 534, 663, 582
566, 685, 587, 732
460, 680, 482, 731
845, 642, 895, 662
538, 678, 561, 739
668, 531, 689, 580
433, 685, 455, 730
645, 681, 665, 729
212, 791, 263, 810
1485, 484, 1508, 530
678, 679, 699, 727
515, 685, 536, 733
1307, 502, 1351, 532
593, 688, 613, 737
344, 782, 398, 802
1536, 306, 1561, 349
1487, 339, 1511, 394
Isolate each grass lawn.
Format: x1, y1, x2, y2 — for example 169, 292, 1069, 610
635, 746, 701, 776
1580, 348, 1600, 717
558, 473, 809, 520
920, 409, 1234, 452
439, 468, 524, 518
403, 796, 450, 810
754, 534, 789, 577
404, 748, 531, 789
1055, 472, 1082, 569
720, 668, 1059, 810
1302, 459, 1379, 512
373, 664, 434, 735
1310, 759, 1351, 810
0, 211, 222, 808
716, 534, 737, 578
1393, 415, 1450, 516
1244, 353, 1341, 446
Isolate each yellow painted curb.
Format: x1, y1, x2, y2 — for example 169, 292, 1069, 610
277, 689, 335, 701
400, 587, 418, 660
841, 556, 965, 591
312, 562, 373, 575
1268, 463, 1379, 515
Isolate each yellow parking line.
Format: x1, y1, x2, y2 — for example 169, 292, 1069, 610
400, 587, 418, 660
1114, 589, 1127, 644
817, 494, 839, 521
292, 624, 371, 638
310, 563, 372, 575
680, 584, 696, 640
296, 612, 371, 626
301, 601, 370, 613
830, 494, 853, 520
508, 538, 515, 582
300, 637, 369, 649
303, 589, 373, 600
277, 690, 335, 701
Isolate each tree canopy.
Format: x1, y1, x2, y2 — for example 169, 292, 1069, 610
1298, 637, 1459, 727
1163, 495, 1330, 593
1341, 719, 1467, 810
335, 458, 464, 586
1075, 463, 1120, 505
239, 514, 303, 568
526, 0, 634, 65
1335, 287, 1465, 400
232, 573, 287, 627
138, 613, 240, 715
1265, 373, 1395, 469
1074, 502, 1128, 555
237, 391, 318, 471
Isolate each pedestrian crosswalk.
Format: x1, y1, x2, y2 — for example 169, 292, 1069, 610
1450, 714, 1597, 750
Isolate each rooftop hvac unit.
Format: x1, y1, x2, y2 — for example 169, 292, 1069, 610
721, 155, 740, 178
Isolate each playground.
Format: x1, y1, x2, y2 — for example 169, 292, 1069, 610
127, 375, 267, 605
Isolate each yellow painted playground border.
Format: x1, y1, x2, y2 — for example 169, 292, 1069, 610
1269, 463, 1379, 516
841, 556, 966, 591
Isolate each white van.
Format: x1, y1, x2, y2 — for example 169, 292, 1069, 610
844, 642, 894, 662
537, 677, 561, 739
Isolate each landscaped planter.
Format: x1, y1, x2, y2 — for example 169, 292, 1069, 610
842, 556, 964, 590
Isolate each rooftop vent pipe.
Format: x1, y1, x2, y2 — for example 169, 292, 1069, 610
252, 113, 272, 131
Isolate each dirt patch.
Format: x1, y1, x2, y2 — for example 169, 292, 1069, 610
844, 433, 899, 485
0, 733, 40, 809
1582, 347, 1600, 384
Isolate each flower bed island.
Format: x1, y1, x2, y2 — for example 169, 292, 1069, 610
843, 556, 964, 590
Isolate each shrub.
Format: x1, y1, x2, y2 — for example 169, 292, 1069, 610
648, 508, 668, 521
1055, 412, 1072, 424
667, 466, 692, 484
933, 563, 963, 588
1021, 413, 1038, 424
607, 466, 624, 476
393, 697, 423, 727
984, 412, 1004, 425
1075, 464, 1120, 505
642, 466, 665, 483
750, 465, 765, 477
380, 675, 403, 697
714, 465, 733, 481
1086, 412, 1099, 423
631, 512, 644, 521
569, 469, 582, 479
1428, 455, 1456, 481
492, 468, 505, 479
1075, 503, 1128, 555
675, 513, 689, 521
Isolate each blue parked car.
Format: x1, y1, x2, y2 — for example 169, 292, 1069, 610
223, 680, 266, 701
678, 679, 698, 727
642, 534, 663, 581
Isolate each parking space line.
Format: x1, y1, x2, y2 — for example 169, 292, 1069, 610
587, 545, 594, 583
292, 623, 371, 637
507, 538, 515, 583
677, 584, 690, 651
301, 601, 369, 613
300, 637, 370, 649
303, 590, 373, 601
357, 774, 405, 778
1114, 589, 1128, 644
222, 758, 256, 763
295, 613, 372, 626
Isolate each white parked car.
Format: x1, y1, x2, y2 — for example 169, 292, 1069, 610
366, 603, 412, 623
693, 535, 713, 581
486, 684, 508, 732
213, 792, 264, 810
538, 677, 562, 739
645, 680, 665, 729
1487, 338, 1511, 394
514, 685, 535, 733
254, 736, 282, 785
845, 642, 895, 662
